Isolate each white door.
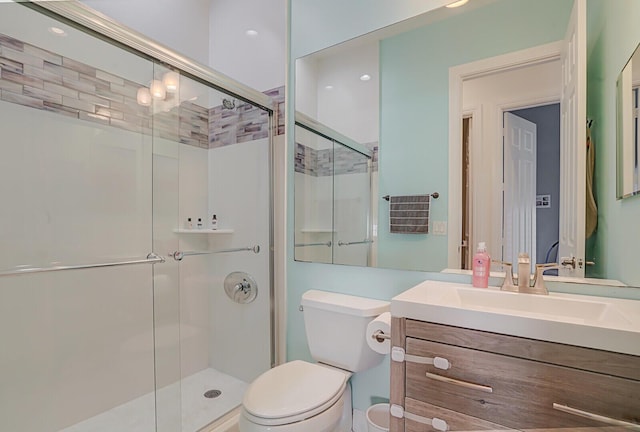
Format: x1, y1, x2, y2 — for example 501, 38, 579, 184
503, 112, 537, 271
559, 0, 586, 277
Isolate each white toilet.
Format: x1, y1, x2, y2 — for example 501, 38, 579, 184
239, 290, 390, 432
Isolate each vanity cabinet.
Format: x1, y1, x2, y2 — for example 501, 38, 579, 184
390, 317, 640, 432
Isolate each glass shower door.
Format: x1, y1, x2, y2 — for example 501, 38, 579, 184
0, 8, 158, 432
0, 4, 176, 431
0, 3, 276, 432
151, 62, 182, 432
170, 73, 275, 431
332, 141, 373, 266
294, 124, 334, 264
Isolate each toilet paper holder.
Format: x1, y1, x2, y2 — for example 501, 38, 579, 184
371, 330, 391, 343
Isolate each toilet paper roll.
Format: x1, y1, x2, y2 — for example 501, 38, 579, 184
366, 312, 391, 354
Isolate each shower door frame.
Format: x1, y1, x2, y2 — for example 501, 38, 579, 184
24, 0, 280, 400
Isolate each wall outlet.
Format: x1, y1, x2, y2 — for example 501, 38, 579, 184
432, 221, 447, 235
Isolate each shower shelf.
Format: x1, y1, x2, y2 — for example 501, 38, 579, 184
174, 229, 234, 234
300, 228, 335, 233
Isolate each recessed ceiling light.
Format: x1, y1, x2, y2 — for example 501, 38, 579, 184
245, 29, 259, 37
325, 85, 334, 90
446, 0, 469, 8
360, 74, 371, 81
48, 26, 67, 36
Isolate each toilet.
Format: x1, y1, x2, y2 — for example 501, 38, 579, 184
239, 290, 390, 432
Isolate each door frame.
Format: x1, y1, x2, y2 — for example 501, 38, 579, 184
448, 41, 563, 269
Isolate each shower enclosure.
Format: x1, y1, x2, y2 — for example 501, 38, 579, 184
0, 2, 276, 432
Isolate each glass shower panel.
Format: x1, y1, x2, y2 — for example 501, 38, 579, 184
0, 3, 160, 432
294, 124, 334, 263
0, 3, 276, 432
332, 142, 372, 266
174, 76, 274, 430
150, 63, 182, 432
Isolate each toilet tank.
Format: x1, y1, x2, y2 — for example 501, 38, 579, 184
301, 290, 390, 372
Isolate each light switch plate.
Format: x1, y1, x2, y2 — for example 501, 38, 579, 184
536, 194, 551, 208
432, 221, 447, 235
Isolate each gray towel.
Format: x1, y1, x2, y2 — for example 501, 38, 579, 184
389, 195, 430, 234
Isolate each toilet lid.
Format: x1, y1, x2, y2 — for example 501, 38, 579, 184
243, 360, 347, 421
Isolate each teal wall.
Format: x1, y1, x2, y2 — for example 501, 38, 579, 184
377, 0, 573, 270
587, 0, 640, 286
287, 0, 640, 413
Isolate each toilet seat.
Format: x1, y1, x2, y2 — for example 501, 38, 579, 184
242, 360, 347, 426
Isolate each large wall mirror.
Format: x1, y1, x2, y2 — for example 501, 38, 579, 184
617, 43, 640, 199
292, 0, 640, 288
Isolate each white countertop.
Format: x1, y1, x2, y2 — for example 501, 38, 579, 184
391, 280, 640, 356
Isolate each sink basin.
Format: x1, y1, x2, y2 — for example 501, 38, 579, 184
439, 285, 632, 326
391, 280, 640, 355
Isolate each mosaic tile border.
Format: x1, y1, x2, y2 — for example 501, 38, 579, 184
295, 141, 378, 177
0, 32, 284, 150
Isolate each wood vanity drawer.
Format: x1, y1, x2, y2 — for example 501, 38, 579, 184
405, 320, 640, 380
405, 337, 640, 429
403, 397, 517, 432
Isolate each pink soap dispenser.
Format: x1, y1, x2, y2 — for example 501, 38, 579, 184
472, 242, 491, 288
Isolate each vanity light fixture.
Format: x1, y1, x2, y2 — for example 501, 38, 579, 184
360, 74, 371, 81
136, 87, 152, 106
162, 71, 179, 93
245, 29, 259, 37
446, 0, 469, 8
48, 26, 67, 36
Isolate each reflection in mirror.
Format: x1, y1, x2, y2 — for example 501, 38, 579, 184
294, 123, 334, 264
295, 0, 587, 273
333, 142, 373, 266
461, 61, 562, 274
617, 43, 640, 199
289, 0, 640, 289
294, 116, 374, 266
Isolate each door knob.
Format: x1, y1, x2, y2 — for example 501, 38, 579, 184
560, 256, 576, 269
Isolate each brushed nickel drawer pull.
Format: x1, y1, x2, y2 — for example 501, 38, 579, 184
425, 372, 493, 393
553, 403, 640, 429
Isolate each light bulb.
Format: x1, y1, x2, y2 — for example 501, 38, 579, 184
446, 0, 469, 8
48, 27, 67, 36
149, 80, 166, 100
137, 87, 151, 106
162, 71, 179, 93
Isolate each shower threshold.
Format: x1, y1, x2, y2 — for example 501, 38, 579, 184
60, 368, 248, 432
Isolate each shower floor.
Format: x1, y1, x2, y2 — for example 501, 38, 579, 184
60, 368, 248, 432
